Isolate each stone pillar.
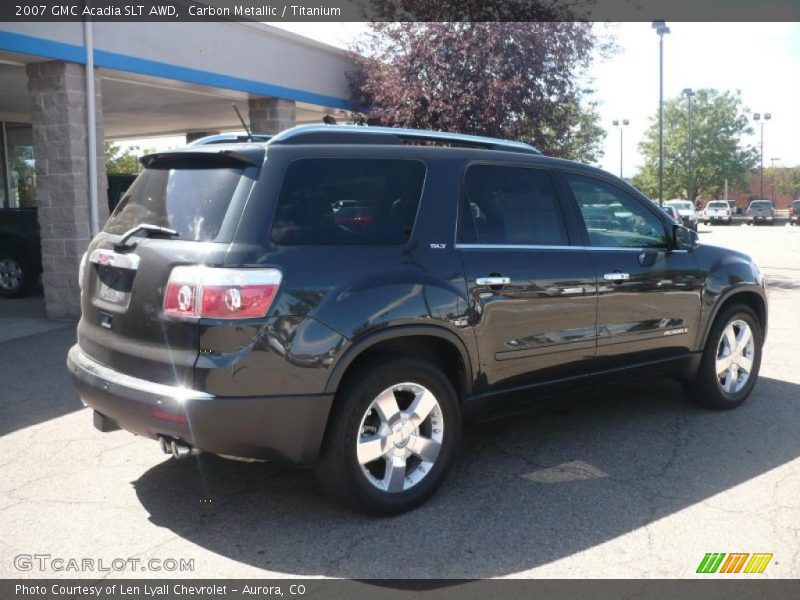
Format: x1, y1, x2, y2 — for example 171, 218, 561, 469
26, 60, 107, 320
185, 131, 220, 144
248, 97, 296, 134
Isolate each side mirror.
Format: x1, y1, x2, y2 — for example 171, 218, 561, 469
673, 224, 699, 251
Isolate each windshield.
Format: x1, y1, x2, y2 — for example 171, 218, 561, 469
104, 167, 245, 242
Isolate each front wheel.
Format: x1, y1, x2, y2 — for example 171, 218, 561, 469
684, 304, 763, 409
316, 357, 461, 515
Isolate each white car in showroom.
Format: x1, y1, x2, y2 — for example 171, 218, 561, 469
664, 199, 699, 230
703, 200, 733, 225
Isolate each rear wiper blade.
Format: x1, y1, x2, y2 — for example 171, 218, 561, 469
114, 223, 179, 249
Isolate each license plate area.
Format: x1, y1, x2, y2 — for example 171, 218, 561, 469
88, 249, 139, 312
91, 264, 135, 310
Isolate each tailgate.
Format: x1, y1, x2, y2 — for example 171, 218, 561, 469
78, 239, 230, 385
76, 147, 262, 386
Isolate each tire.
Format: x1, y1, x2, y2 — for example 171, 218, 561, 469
0, 253, 36, 298
684, 303, 763, 410
315, 357, 461, 516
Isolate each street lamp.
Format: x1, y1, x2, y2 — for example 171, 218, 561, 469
652, 20, 670, 205
682, 88, 696, 203
753, 112, 771, 199
612, 118, 629, 179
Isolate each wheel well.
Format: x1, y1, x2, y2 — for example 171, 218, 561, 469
335, 335, 468, 402
713, 291, 767, 334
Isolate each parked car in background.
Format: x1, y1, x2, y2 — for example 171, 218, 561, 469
747, 200, 776, 225
107, 174, 137, 214
790, 199, 800, 225
703, 200, 732, 225
661, 204, 680, 222
664, 199, 698, 230
0, 208, 41, 297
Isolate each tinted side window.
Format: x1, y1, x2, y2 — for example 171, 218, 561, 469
458, 165, 569, 246
565, 174, 667, 248
271, 159, 425, 245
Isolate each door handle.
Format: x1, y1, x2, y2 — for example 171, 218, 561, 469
476, 276, 511, 286
603, 272, 630, 282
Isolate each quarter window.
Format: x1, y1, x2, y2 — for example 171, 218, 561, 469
565, 174, 668, 248
458, 165, 569, 246
271, 158, 426, 245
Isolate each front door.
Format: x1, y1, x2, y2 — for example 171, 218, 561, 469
560, 172, 702, 369
457, 164, 597, 396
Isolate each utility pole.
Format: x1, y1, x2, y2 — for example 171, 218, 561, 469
753, 112, 771, 198
652, 21, 670, 205
612, 119, 629, 179
682, 88, 696, 202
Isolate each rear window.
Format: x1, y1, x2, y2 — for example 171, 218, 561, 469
707, 201, 728, 208
667, 201, 693, 210
749, 201, 773, 209
271, 158, 426, 245
104, 167, 244, 242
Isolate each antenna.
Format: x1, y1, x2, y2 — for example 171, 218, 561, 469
232, 103, 252, 141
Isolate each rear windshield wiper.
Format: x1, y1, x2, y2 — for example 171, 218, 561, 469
114, 223, 179, 250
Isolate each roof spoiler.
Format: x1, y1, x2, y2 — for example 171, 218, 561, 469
140, 147, 264, 169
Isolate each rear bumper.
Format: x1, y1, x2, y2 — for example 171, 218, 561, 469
67, 345, 333, 464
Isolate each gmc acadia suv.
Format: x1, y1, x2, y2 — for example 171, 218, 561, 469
68, 125, 768, 515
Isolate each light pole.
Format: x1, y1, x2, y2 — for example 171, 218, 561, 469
682, 88, 696, 203
612, 118, 629, 179
753, 112, 771, 199
652, 20, 670, 205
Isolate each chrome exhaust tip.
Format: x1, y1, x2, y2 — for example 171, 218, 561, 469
158, 436, 192, 459
170, 439, 192, 459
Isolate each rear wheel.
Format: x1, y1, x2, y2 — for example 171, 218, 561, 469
684, 304, 763, 409
316, 357, 461, 515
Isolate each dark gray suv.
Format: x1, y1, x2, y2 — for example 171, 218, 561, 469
68, 125, 768, 515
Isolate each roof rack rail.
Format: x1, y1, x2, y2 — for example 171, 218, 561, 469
268, 125, 541, 155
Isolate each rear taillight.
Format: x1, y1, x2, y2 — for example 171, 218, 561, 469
163, 266, 281, 319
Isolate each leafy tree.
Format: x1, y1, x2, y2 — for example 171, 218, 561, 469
631, 89, 758, 201
105, 142, 152, 175
349, 23, 607, 163
776, 167, 800, 199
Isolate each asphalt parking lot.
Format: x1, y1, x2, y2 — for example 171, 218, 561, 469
0, 223, 798, 579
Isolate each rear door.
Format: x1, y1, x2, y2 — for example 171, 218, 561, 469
457, 163, 597, 395
77, 149, 262, 385
560, 171, 702, 369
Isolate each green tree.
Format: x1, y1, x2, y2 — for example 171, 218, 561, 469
349, 23, 608, 163
105, 142, 152, 174
631, 89, 758, 202
776, 167, 800, 199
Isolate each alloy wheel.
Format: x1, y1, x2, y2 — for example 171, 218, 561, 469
356, 382, 444, 493
715, 319, 755, 395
